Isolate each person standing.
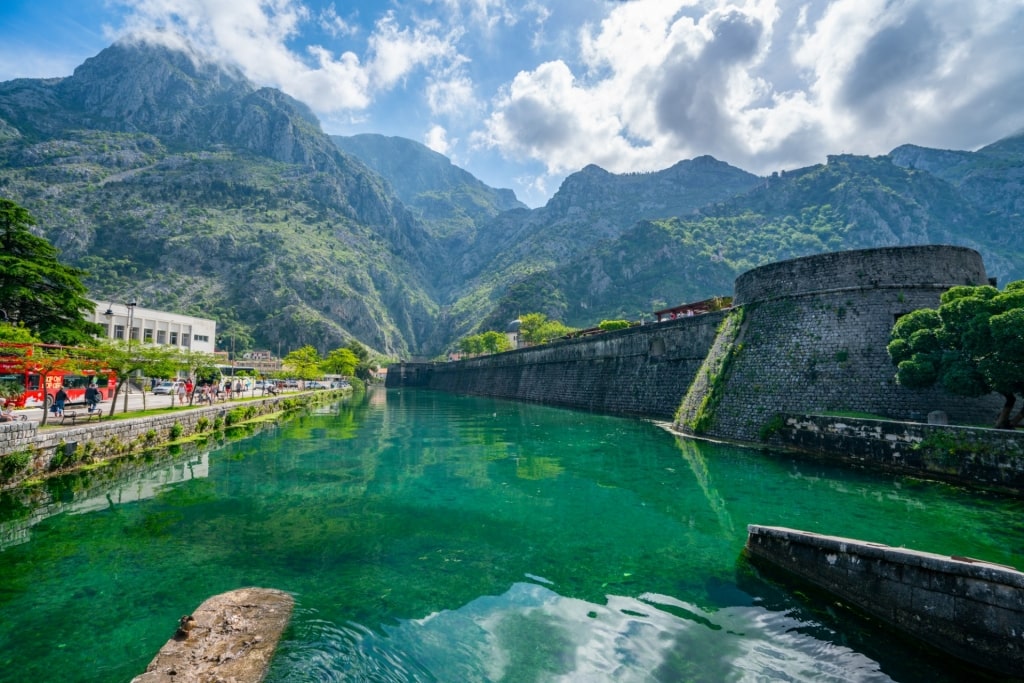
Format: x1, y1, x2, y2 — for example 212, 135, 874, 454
85, 383, 100, 413
54, 387, 69, 416
176, 381, 186, 407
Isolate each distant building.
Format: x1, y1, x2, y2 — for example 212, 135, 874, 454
88, 302, 217, 354
506, 319, 522, 349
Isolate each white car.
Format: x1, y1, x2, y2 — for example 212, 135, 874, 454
152, 381, 177, 395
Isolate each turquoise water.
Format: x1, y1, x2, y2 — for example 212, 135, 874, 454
0, 389, 1021, 682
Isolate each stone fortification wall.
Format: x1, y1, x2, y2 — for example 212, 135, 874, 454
772, 414, 1024, 493
677, 246, 1002, 442
745, 525, 1024, 677
390, 312, 727, 419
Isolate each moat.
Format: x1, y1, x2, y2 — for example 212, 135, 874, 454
0, 388, 1021, 682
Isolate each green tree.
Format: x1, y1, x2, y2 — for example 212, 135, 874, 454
0, 321, 40, 343
283, 345, 323, 382
888, 281, 1024, 429
90, 340, 179, 415
457, 330, 512, 356
345, 340, 378, 381
480, 330, 512, 353
518, 313, 574, 345
0, 199, 103, 344
322, 347, 358, 376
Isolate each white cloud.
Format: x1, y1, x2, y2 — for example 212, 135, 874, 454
424, 124, 451, 155
112, 0, 462, 112
478, 0, 1024, 191
426, 73, 477, 117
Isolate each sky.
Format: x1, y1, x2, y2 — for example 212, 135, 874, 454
0, 1, 1022, 208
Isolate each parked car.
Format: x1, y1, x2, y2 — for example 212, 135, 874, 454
152, 381, 177, 395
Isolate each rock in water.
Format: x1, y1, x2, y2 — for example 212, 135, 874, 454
131, 587, 294, 683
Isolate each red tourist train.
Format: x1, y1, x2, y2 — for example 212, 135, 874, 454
0, 343, 117, 409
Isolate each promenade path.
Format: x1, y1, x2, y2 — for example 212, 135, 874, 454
11, 386, 303, 436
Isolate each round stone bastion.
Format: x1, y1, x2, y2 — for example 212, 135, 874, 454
677, 245, 1001, 443
733, 244, 989, 306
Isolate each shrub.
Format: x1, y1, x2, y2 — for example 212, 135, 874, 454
196, 416, 210, 432
169, 422, 184, 439
2, 448, 33, 480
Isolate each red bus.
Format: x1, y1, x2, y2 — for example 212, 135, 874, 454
0, 343, 117, 409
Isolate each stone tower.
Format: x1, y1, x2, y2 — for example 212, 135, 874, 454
675, 245, 1001, 442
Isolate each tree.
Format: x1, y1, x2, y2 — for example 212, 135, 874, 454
518, 313, 574, 345
283, 345, 323, 382
89, 340, 179, 415
456, 330, 511, 356
345, 340, 377, 381
322, 347, 358, 377
888, 281, 1024, 429
0, 199, 104, 344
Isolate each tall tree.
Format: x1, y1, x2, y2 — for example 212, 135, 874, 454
888, 281, 1024, 429
322, 347, 358, 377
0, 199, 103, 344
283, 345, 323, 382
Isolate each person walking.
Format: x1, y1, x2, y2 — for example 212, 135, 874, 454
175, 381, 186, 407
53, 387, 69, 416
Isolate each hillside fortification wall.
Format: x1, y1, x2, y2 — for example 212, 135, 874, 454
390, 245, 1003, 444
389, 311, 727, 419
675, 245, 1002, 442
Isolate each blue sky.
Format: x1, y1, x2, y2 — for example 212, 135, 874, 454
1, 1, 1022, 207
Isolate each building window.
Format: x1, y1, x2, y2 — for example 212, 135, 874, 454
194, 334, 209, 342
114, 325, 125, 340
157, 330, 166, 344
144, 328, 153, 343
182, 334, 191, 348
170, 331, 178, 345
131, 327, 140, 341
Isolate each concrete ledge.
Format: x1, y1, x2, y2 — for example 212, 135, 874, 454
131, 587, 294, 683
745, 524, 1024, 678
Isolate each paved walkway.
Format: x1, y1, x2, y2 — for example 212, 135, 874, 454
15, 388, 301, 433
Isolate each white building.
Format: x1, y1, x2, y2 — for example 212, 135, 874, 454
88, 301, 217, 354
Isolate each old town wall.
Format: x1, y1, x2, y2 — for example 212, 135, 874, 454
389, 311, 727, 419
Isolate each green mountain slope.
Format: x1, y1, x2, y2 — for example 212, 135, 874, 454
331, 133, 524, 240
0, 40, 439, 356
492, 147, 1024, 329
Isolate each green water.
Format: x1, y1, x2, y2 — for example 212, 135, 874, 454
0, 389, 1021, 682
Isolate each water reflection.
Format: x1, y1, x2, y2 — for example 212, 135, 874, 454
271, 582, 893, 682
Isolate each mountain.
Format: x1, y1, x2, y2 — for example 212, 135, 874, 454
0, 39, 441, 357
2, 39, 1023, 359
489, 143, 1024, 328
331, 134, 524, 240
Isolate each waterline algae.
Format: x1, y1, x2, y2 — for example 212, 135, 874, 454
0, 389, 1019, 682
